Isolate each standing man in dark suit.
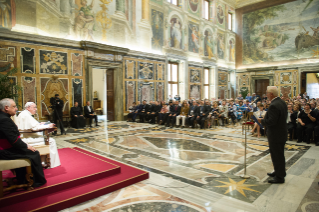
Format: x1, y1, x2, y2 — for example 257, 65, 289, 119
258, 86, 287, 184
51, 94, 65, 135
84, 101, 99, 127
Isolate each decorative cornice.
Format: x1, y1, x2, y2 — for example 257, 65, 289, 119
0, 28, 81, 49
86, 58, 122, 69
81, 41, 130, 55
166, 53, 188, 61
127, 50, 166, 60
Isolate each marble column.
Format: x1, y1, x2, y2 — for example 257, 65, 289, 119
114, 65, 124, 121
213, 66, 218, 98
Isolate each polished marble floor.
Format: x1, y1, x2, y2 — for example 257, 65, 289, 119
55, 121, 319, 212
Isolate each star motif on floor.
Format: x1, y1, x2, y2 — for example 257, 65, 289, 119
285, 144, 304, 150
215, 178, 260, 197
70, 138, 88, 143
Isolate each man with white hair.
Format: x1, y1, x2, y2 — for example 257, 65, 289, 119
17, 102, 61, 168
0, 98, 46, 187
258, 86, 287, 184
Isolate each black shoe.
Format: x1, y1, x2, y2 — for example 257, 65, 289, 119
267, 172, 276, 177
268, 178, 285, 184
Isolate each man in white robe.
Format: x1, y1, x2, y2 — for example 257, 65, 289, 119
17, 102, 61, 168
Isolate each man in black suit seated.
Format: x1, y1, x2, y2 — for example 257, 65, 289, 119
138, 100, 149, 123
196, 100, 210, 129
145, 101, 154, 122
84, 101, 99, 127
148, 101, 161, 124
287, 104, 298, 141
187, 101, 199, 128
70, 102, 86, 129
166, 101, 180, 127
258, 86, 287, 184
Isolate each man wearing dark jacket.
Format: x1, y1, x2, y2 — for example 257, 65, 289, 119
259, 86, 288, 184
187, 101, 199, 128
287, 104, 297, 141
196, 100, 210, 129
84, 101, 99, 127
0, 98, 46, 187
138, 100, 149, 123
70, 102, 86, 128
166, 101, 181, 127
149, 101, 161, 124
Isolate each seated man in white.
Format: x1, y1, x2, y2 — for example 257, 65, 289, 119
17, 102, 61, 168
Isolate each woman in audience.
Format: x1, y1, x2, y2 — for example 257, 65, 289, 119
158, 103, 169, 125
207, 102, 219, 128
296, 103, 316, 144
251, 103, 267, 138
176, 102, 189, 128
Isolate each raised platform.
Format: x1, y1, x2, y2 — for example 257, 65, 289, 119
0, 148, 149, 212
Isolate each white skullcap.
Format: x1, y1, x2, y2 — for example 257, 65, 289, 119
25, 102, 35, 109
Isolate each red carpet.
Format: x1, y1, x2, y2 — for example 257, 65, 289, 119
0, 147, 149, 212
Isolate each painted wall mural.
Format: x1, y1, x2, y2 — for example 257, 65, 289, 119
125, 60, 136, 79
204, 29, 215, 59
188, 0, 200, 16
151, 9, 164, 51
189, 66, 202, 99
40, 50, 68, 75
217, 31, 225, 59
229, 38, 235, 62
188, 22, 200, 53
216, 2, 225, 29
156, 63, 165, 80
190, 68, 201, 83
21, 47, 35, 74
0, 0, 16, 28
170, 17, 183, 49
243, 0, 319, 64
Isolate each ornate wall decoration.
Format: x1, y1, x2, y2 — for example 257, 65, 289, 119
188, 22, 200, 53
150, 0, 163, 5
229, 38, 235, 62
170, 16, 183, 49
0, 45, 16, 72
125, 60, 136, 79
280, 85, 292, 100
274, 70, 298, 98
188, 0, 200, 16
204, 29, 215, 59
218, 85, 227, 99
21, 47, 35, 74
96, 0, 113, 41
190, 85, 201, 100
73, 78, 83, 106
40, 78, 69, 118
216, 3, 225, 29
40, 50, 68, 74
22, 77, 36, 107
217, 31, 225, 59
218, 72, 227, 85
125, 81, 136, 111
280, 72, 292, 84
151, 9, 164, 51
138, 62, 154, 80
138, 82, 155, 102
156, 82, 164, 102
190, 69, 201, 83
0, 0, 16, 29
239, 74, 249, 87
157, 63, 165, 80
71, 53, 83, 76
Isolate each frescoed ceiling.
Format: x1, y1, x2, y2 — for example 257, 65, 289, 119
224, 0, 267, 9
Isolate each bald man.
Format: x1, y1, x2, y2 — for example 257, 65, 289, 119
258, 86, 287, 184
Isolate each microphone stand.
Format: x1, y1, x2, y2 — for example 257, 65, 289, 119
241, 108, 250, 179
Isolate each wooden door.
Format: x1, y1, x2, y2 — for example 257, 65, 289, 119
255, 79, 269, 98
106, 70, 115, 121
